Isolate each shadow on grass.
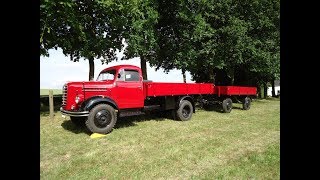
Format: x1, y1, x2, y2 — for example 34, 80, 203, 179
61, 120, 91, 135
40, 111, 50, 116
60, 112, 169, 134
232, 106, 244, 110
55, 103, 254, 135
198, 104, 247, 112
40, 101, 62, 117
266, 97, 280, 101
115, 112, 168, 129
40, 110, 61, 116
199, 105, 224, 113
253, 97, 280, 104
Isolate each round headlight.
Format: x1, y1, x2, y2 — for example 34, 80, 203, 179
75, 96, 80, 104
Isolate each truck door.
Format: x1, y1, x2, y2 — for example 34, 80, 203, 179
114, 68, 144, 109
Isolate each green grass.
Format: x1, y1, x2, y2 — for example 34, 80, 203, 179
40, 89, 62, 96
40, 99, 280, 179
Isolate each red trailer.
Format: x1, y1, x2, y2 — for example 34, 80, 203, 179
61, 65, 257, 134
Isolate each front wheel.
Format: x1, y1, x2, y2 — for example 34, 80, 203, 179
85, 104, 117, 134
176, 100, 193, 121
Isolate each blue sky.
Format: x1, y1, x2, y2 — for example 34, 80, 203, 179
40, 48, 194, 89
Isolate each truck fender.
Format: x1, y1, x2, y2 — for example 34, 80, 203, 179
81, 96, 118, 111
177, 96, 195, 113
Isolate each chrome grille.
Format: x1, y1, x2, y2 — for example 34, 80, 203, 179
62, 84, 67, 107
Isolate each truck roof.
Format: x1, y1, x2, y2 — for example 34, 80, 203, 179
100, 64, 140, 72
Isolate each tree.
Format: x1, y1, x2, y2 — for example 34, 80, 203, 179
185, 0, 280, 90
240, 0, 280, 97
40, 0, 126, 80
122, 0, 159, 80
148, 0, 203, 81
124, 0, 199, 81
182, 69, 186, 83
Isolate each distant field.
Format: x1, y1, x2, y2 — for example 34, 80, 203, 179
40, 89, 62, 96
40, 98, 280, 179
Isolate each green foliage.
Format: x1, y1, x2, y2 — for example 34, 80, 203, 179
194, 0, 279, 85
40, 0, 126, 62
122, 0, 159, 63
144, 0, 280, 85
40, 0, 280, 84
40, 0, 128, 79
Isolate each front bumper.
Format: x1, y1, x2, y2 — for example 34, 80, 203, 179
60, 107, 89, 117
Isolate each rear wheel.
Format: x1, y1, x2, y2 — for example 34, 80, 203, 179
242, 97, 251, 110
85, 104, 117, 134
222, 98, 232, 113
70, 117, 86, 126
176, 100, 193, 121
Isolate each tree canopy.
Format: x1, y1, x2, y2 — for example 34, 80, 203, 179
40, 0, 280, 92
124, 0, 279, 88
121, 0, 159, 80
40, 0, 127, 80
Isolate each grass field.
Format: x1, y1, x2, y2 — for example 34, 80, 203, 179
40, 98, 280, 179
40, 89, 62, 96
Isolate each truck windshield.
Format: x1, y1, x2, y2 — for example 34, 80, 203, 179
97, 70, 116, 81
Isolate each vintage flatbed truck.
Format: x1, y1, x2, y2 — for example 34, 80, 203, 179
60, 65, 257, 134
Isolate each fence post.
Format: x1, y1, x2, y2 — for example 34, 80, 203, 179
49, 90, 54, 119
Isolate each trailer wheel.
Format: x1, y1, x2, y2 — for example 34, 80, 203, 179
70, 117, 86, 126
222, 98, 233, 113
176, 100, 193, 121
242, 97, 251, 110
85, 104, 117, 134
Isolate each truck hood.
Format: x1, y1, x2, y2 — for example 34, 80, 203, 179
63, 81, 115, 110
82, 81, 115, 91
66, 81, 113, 89
66, 81, 115, 91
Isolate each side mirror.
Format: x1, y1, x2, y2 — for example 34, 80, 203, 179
117, 74, 121, 78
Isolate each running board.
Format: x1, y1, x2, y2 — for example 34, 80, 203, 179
143, 105, 161, 111
118, 105, 161, 117
119, 111, 145, 117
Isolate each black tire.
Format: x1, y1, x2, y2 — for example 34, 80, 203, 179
176, 100, 193, 121
70, 117, 86, 126
85, 104, 117, 134
242, 97, 251, 110
222, 98, 232, 113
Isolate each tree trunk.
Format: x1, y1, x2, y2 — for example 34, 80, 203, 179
228, 68, 235, 85
89, 57, 95, 81
271, 78, 276, 97
141, 55, 147, 80
263, 82, 268, 99
210, 68, 215, 84
257, 85, 262, 99
182, 68, 186, 83
230, 71, 234, 85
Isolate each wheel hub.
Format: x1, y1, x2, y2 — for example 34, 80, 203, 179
227, 102, 231, 110
94, 110, 111, 128
182, 106, 191, 118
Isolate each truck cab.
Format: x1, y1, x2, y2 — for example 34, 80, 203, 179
109, 65, 144, 109
60, 65, 146, 134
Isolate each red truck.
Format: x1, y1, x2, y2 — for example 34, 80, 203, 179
60, 65, 257, 134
